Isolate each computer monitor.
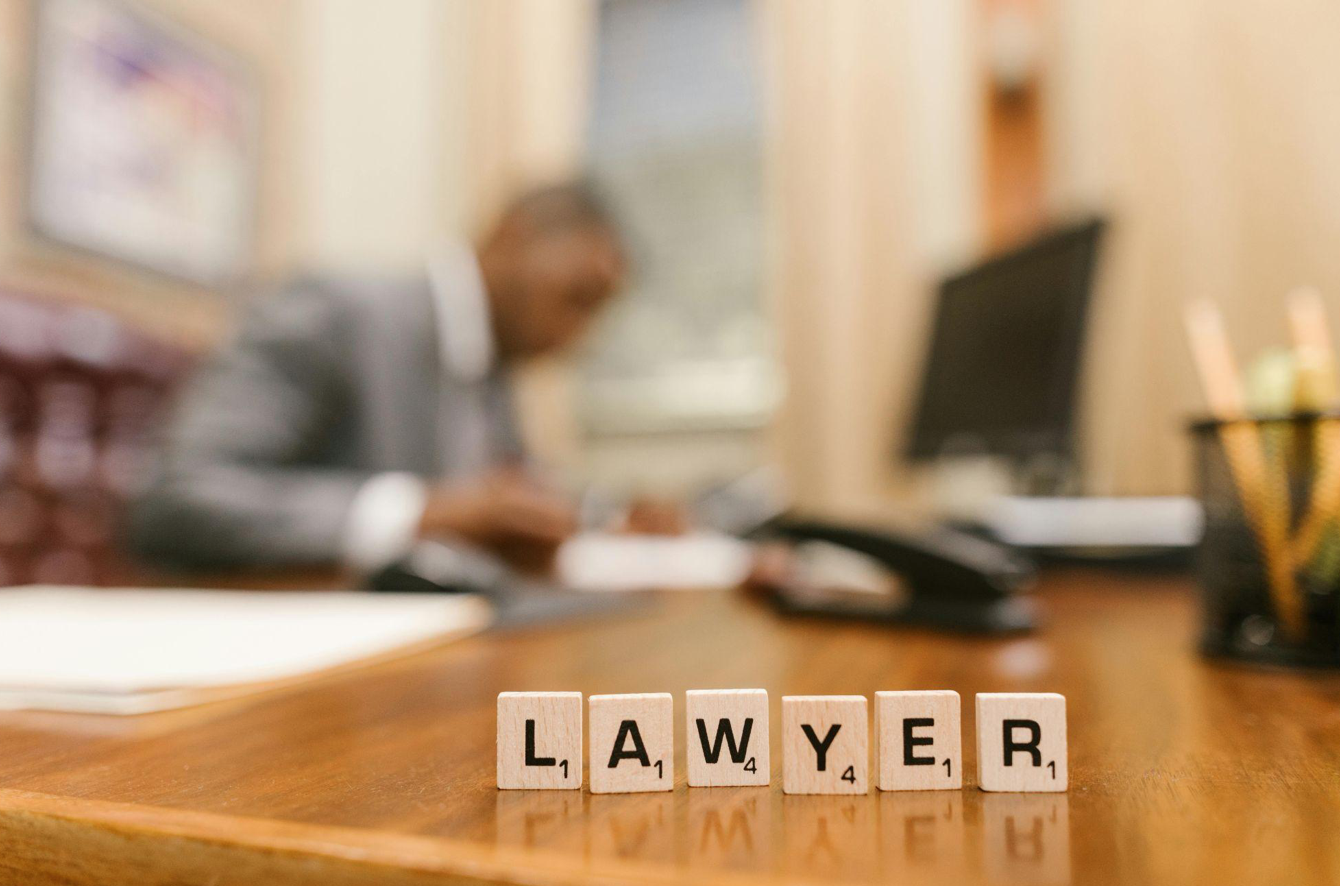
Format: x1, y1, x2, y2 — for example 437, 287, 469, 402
905, 218, 1105, 467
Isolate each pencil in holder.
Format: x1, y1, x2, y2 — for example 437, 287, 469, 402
1193, 413, 1340, 667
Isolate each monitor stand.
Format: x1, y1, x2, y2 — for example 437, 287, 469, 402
922, 450, 1081, 529
924, 452, 1200, 557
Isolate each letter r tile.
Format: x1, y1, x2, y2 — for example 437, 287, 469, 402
975, 693, 1068, 792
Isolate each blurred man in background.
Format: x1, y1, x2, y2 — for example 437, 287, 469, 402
130, 182, 626, 574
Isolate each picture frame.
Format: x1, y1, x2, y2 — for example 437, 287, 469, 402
25, 0, 260, 287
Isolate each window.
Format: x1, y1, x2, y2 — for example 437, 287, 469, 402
583, 0, 778, 433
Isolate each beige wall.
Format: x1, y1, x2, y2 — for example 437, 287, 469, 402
1051, 0, 1340, 495
765, 0, 1340, 508
761, 0, 981, 515
296, 0, 483, 271
0, 0, 304, 347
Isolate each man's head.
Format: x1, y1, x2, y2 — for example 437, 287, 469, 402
477, 181, 627, 363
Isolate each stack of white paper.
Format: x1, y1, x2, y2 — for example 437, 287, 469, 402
0, 587, 492, 714
557, 531, 753, 592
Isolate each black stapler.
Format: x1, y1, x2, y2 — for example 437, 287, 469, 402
752, 516, 1038, 634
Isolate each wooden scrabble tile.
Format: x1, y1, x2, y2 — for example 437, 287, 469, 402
686, 689, 770, 787
496, 692, 582, 790
589, 693, 674, 794
975, 693, 1067, 792
782, 695, 868, 794
875, 690, 962, 791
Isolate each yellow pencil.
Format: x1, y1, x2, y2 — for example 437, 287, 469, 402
1286, 288, 1340, 567
1184, 299, 1304, 640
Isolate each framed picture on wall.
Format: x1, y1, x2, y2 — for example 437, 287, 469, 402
26, 0, 259, 287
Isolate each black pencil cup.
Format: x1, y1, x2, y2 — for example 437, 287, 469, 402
1193, 414, 1340, 668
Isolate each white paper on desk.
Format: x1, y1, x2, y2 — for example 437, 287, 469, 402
0, 587, 491, 714
556, 531, 753, 592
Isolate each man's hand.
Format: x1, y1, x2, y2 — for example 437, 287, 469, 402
417, 469, 578, 573
619, 497, 690, 535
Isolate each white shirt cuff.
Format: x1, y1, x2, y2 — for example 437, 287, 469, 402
342, 472, 428, 573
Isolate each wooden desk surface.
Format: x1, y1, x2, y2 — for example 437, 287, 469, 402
1, 572, 1338, 885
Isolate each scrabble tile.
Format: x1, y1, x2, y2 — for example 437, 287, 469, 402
782, 695, 868, 794
686, 689, 770, 787
875, 690, 962, 791
975, 693, 1067, 792
496, 692, 582, 790
589, 693, 674, 793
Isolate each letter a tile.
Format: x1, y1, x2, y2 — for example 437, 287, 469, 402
975, 693, 1067, 792
687, 689, 770, 787
590, 693, 674, 793
782, 695, 868, 794
497, 692, 582, 790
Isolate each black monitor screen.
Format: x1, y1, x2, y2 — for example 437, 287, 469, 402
905, 219, 1104, 462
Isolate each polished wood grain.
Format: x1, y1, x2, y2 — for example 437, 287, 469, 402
1, 571, 1338, 885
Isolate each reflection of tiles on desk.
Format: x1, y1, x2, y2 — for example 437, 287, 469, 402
492, 789, 1070, 883
585, 793, 676, 864
782, 795, 879, 881
685, 788, 771, 874
982, 793, 1071, 885
494, 790, 588, 854
878, 791, 968, 881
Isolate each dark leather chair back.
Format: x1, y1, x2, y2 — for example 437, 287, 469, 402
0, 294, 195, 585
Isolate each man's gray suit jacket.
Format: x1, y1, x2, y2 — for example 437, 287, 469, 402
128, 275, 523, 569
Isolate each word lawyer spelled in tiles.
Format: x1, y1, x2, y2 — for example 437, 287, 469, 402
496, 690, 1067, 794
